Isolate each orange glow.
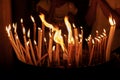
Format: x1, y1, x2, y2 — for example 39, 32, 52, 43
109, 15, 116, 26
64, 16, 74, 44
54, 29, 65, 51
30, 15, 35, 23
39, 13, 57, 32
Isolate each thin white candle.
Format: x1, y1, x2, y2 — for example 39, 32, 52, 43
89, 39, 95, 65
38, 27, 42, 65
22, 27, 33, 64
27, 29, 37, 65
106, 16, 116, 62
30, 16, 36, 41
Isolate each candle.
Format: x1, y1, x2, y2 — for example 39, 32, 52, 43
64, 16, 74, 66
13, 23, 26, 62
27, 29, 37, 65
38, 27, 42, 65
106, 16, 116, 62
89, 39, 95, 65
22, 27, 33, 64
30, 16, 36, 41
6, 26, 22, 61
20, 18, 24, 28
78, 34, 82, 64
34, 40, 38, 60
48, 31, 54, 66
73, 23, 79, 66
55, 43, 60, 65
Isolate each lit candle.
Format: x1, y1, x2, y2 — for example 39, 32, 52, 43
13, 23, 26, 62
38, 27, 42, 65
6, 26, 22, 61
52, 45, 56, 63
73, 23, 79, 65
64, 16, 74, 66
27, 29, 37, 65
103, 29, 107, 54
30, 16, 36, 41
22, 27, 33, 64
20, 18, 24, 28
78, 34, 82, 64
106, 15, 116, 62
89, 39, 95, 65
48, 31, 54, 66
55, 43, 60, 65
34, 40, 38, 60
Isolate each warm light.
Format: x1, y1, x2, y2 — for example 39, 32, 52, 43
92, 39, 95, 45
64, 16, 74, 44
96, 30, 98, 34
109, 15, 116, 26
27, 29, 30, 38
30, 15, 35, 23
22, 27, 26, 35
72, 23, 76, 28
44, 37, 47, 43
20, 18, 23, 24
34, 40, 37, 45
103, 29, 106, 33
52, 45, 55, 51
6, 26, 11, 37
54, 29, 65, 51
13, 23, 17, 33
39, 13, 57, 32
100, 35, 104, 38
26, 41, 29, 46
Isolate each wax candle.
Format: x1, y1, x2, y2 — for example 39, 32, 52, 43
22, 27, 33, 64
27, 29, 37, 65
38, 27, 42, 65
89, 39, 95, 65
30, 16, 36, 41
106, 16, 116, 62
48, 31, 54, 66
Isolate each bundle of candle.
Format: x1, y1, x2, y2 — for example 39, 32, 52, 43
6, 13, 116, 68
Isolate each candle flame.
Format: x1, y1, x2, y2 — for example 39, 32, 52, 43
52, 45, 55, 51
39, 13, 57, 32
22, 27, 26, 35
109, 15, 116, 26
92, 39, 95, 44
34, 40, 37, 45
54, 29, 65, 51
13, 23, 17, 33
27, 41, 29, 46
6, 25, 11, 37
103, 29, 106, 33
64, 16, 74, 44
20, 18, 23, 23
27, 29, 30, 38
44, 37, 47, 43
30, 15, 35, 23
96, 30, 98, 34
72, 23, 76, 28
